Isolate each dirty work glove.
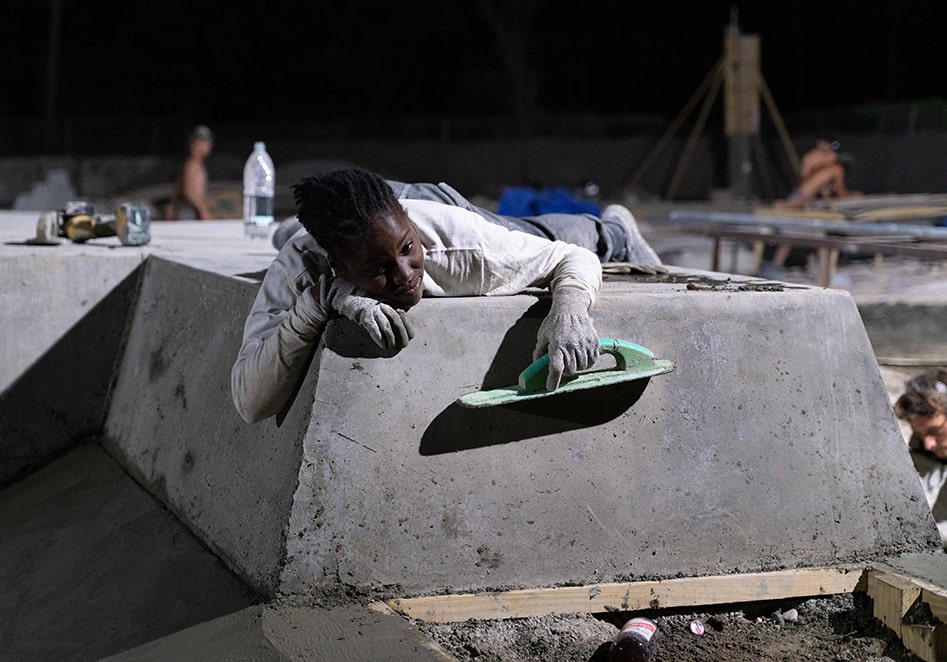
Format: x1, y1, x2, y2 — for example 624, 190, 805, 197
323, 277, 415, 349
533, 285, 600, 391
291, 275, 332, 333
602, 262, 669, 276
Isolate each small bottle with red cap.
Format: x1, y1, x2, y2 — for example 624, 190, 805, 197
609, 616, 661, 662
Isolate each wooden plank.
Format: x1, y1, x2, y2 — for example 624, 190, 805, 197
900, 624, 947, 662
921, 587, 947, 625
680, 225, 947, 261
866, 566, 947, 662
870, 564, 947, 624
753, 205, 846, 220
854, 206, 947, 222
387, 566, 866, 623
868, 571, 921, 635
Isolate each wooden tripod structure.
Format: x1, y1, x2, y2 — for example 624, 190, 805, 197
623, 27, 800, 202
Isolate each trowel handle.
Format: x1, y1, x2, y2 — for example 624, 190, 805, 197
518, 337, 656, 393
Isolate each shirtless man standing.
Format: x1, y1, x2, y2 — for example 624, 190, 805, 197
164, 125, 214, 220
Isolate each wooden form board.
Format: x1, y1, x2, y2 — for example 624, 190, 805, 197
385, 566, 867, 623
381, 564, 947, 662
384, 564, 947, 661
867, 565, 947, 662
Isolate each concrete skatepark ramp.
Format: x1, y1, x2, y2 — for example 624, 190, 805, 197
0, 213, 941, 659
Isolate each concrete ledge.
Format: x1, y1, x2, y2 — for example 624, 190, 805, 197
0, 255, 142, 485
278, 279, 939, 597
87, 249, 938, 598
103, 257, 310, 595
0, 217, 940, 659
2, 211, 940, 607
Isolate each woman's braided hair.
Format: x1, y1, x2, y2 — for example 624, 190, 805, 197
291, 168, 402, 255
895, 368, 947, 421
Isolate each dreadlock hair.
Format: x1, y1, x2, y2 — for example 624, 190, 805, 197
895, 368, 947, 421
291, 168, 402, 256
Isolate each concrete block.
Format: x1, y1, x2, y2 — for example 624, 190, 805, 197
276, 279, 939, 597
7, 209, 930, 602
103, 257, 312, 595
0, 251, 142, 485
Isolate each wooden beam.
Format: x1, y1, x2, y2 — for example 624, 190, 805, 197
386, 566, 866, 623
866, 566, 947, 662
869, 564, 947, 625
868, 571, 922, 636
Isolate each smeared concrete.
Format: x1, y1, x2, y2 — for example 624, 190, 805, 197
0, 444, 257, 661
103, 604, 457, 661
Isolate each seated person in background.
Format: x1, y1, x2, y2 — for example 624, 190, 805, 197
163, 125, 215, 220
233, 167, 657, 423
894, 368, 947, 549
765, 140, 861, 274
779, 139, 859, 209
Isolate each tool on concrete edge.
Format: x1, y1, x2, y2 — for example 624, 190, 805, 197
29, 201, 151, 246
456, 337, 675, 408
65, 202, 151, 246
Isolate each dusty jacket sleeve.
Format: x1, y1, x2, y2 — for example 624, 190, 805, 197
475, 214, 603, 308
231, 243, 331, 423
407, 201, 602, 305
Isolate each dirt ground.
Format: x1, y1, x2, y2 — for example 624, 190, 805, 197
415, 253, 944, 662
415, 592, 926, 661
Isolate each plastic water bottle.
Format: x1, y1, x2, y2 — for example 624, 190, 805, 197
243, 141, 275, 239
609, 617, 661, 662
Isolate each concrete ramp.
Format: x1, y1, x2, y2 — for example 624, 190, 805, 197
1, 213, 940, 660
98, 255, 939, 599
0, 444, 255, 661
0, 253, 142, 485
102, 604, 456, 661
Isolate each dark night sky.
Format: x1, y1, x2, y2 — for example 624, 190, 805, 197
3, 1, 947, 124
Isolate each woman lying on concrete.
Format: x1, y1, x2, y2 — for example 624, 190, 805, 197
231, 167, 662, 423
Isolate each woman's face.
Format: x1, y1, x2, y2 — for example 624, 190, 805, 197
331, 208, 425, 310
910, 412, 947, 459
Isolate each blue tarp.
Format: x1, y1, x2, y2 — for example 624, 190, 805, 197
497, 186, 600, 217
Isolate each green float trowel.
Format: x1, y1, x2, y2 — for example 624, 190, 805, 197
456, 337, 675, 408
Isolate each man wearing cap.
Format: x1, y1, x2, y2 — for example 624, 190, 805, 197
164, 125, 214, 220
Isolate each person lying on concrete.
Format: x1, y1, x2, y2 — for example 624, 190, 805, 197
894, 368, 947, 549
232, 167, 660, 424
270, 178, 664, 268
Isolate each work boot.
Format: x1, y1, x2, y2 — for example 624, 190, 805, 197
601, 204, 662, 265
